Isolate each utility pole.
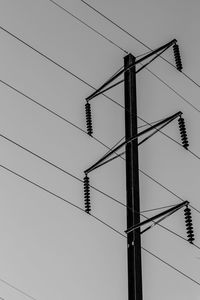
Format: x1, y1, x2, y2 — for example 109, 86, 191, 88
124, 54, 143, 300
84, 39, 193, 300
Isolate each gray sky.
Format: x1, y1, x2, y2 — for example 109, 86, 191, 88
0, 0, 199, 299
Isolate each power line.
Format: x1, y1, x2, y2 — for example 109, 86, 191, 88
139, 169, 200, 215
0, 7, 199, 295
125, 115, 200, 211
1, 77, 200, 217
1, 129, 200, 251
144, 66, 200, 114
4, 66, 199, 172
188, 148, 200, 161
0, 161, 200, 288
105, 129, 200, 217
0, 22, 200, 238
0, 22, 199, 165
142, 247, 200, 287
46, 1, 200, 115
0, 162, 126, 238
80, 0, 150, 50
0, 78, 122, 155
1, 23, 200, 131
0, 81, 179, 209
0, 25, 125, 111
0, 77, 162, 134
0, 277, 39, 300
1, 12, 199, 125
47, 0, 128, 54
80, 0, 200, 89
0, 18, 199, 158
2, 2, 197, 140
152, 122, 200, 168
0, 80, 87, 134
155, 222, 200, 251
0, 131, 127, 210
182, 72, 200, 89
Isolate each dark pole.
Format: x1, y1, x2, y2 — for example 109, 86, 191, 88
124, 54, 143, 300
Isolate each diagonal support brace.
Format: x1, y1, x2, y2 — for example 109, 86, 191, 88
86, 39, 176, 102
84, 111, 182, 174
125, 201, 188, 234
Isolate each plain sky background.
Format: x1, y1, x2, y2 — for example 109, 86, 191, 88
0, 0, 199, 299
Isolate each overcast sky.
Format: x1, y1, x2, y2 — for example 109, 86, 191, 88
0, 0, 199, 299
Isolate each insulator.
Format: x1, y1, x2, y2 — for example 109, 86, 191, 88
173, 44, 183, 72
178, 116, 189, 149
85, 102, 93, 136
84, 174, 91, 214
184, 206, 195, 244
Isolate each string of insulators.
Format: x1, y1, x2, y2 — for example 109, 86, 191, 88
173, 43, 183, 72
84, 174, 91, 214
85, 101, 93, 136
184, 205, 195, 244
178, 116, 189, 149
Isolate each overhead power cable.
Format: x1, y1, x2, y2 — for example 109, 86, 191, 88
0, 162, 125, 237
139, 170, 200, 215
0, 277, 39, 300
129, 112, 200, 173
142, 247, 200, 287
47, 0, 128, 54
1, 8, 200, 293
110, 132, 200, 216
0, 25, 125, 110
151, 120, 200, 165
1, 25, 199, 170
144, 66, 200, 114
0, 131, 127, 209
0, 24, 199, 214
0, 161, 200, 287
1, 130, 200, 250
1, 73, 200, 221
46, 1, 200, 115
1, 25, 200, 160
1, 17, 199, 120
1, 77, 200, 218
80, 0, 200, 89
1, 23, 200, 125
0, 78, 120, 153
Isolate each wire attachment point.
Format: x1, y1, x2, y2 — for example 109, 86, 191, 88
84, 174, 91, 214
184, 205, 195, 244
173, 43, 183, 72
85, 101, 93, 136
178, 116, 189, 149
